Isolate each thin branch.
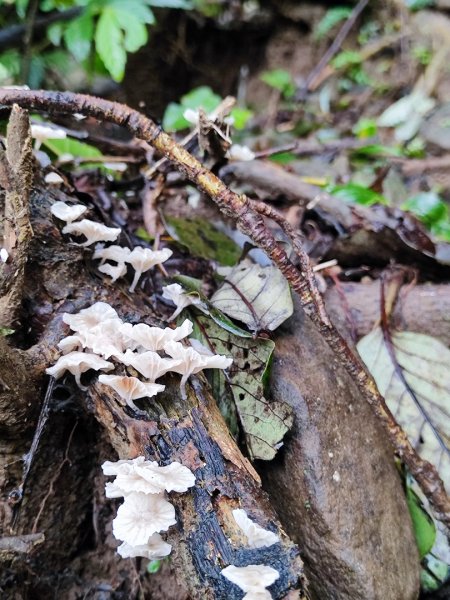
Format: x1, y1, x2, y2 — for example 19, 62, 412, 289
1, 89, 448, 528
297, 0, 370, 99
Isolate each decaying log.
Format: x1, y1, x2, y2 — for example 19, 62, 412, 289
263, 299, 420, 600
0, 184, 304, 599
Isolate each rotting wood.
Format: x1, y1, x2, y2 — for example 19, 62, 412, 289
0, 89, 447, 527
0, 183, 304, 598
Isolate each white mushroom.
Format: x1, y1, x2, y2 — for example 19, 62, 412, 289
221, 565, 279, 596
45, 172, 64, 185
45, 351, 114, 388
163, 341, 232, 398
62, 219, 121, 246
57, 334, 86, 354
125, 247, 173, 292
50, 201, 87, 223
31, 123, 66, 149
102, 456, 148, 476
112, 492, 176, 546
117, 534, 172, 560
162, 283, 205, 320
63, 302, 119, 332
0, 248, 8, 263
98, 374, 165, 411
119, 349, 182, 381
242, 591, 272, 600
98, 262, 128, 283
226, 144, 256, 162
232, 509, 280, 549
145, 461, 196, 493
129, 319, 193, 352
93, 245, 131, 265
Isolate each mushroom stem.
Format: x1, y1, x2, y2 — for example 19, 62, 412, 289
129, 270, 141, 293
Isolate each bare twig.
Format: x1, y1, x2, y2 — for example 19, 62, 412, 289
297, 0, 370, 99
0, 89, 448, 527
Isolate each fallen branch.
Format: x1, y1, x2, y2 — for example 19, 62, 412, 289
0, 89, 448, 528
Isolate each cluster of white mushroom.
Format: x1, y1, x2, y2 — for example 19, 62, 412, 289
101, 456, 195, 560
45, 302, 233, 404
50, 201, 172, 292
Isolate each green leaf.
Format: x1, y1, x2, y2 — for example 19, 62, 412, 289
328, 183, 387, 206
0, 327, 14, 337
230, 107, 253, 130
47, 22, 63, 46
351, 144, 403, 158
95, 8, 127, 81
181, 85, 221, 112
146, 559, 162, 573
191, 314, 294, 460
314, 6, 352, 39
148, 0, 193, 7
42, 137, 103, 159
162, 102, 189, 131
352, 118, 377, 139
431, 219, 450, 242
164, 215, 241, 266
173, 275, 252, 338
405, 481, 436, 558
260, 69, 295, 98
357, 329, 450, 492
114, 11, 149, 52
211, 259, 294, 332
402, 192, 448, 228
64, 13, 94, 61
331, 50, 362, 69
269, 151, 297, 164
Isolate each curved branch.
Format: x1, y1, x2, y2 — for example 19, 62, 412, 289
0, 89, 448, 528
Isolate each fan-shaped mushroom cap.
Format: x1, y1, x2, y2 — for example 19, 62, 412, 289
46, 352, 114, 388
93, 245, 131, 264
101, 456, 147, 476
119, 349, 182, 381
112, 492, 176, 546
146, 461, 196, 493
98, 261, 128, 283
117, 534, 172, 560
63, 302, 119, 332
128, 319, 193, 352
31, 123, 66, 149
62, 219, 121, 246
232, 509, 279, 549
221, 565, 279, 593
126, 247, 173, 292
50, 201, 86, 223
164, 340, 232, 397
162, 283, 204, 320
98, 374, 165, 411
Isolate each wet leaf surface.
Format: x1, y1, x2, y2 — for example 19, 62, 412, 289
191, 315, 293, 460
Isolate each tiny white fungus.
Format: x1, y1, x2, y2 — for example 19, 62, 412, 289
93, 245, 131, 265
45, 352, 114, 388
162, 283, 204, 320
98, 374, 165, 411
120, 349, 182, 381
232, 509, 279, 549
62, 219, 121, 246
98, 262, 128, 283
128, 318, 193, 352
221, 564, 279, 595
44, 172, 64, 185
50, 201, 87, 223
0, 248, 9, 263
126, 247, 173, 293
112, 492, 176, 546
117, 534, 172, 560
226, 144, 256, 162
62, 302, 118, 332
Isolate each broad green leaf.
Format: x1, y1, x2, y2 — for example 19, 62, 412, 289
173, 275, 252, 338
230, 107, 253, 130
95, 8, 126, 81
108, 0, 156, 23
162, 102, 189, 131
351, 144, 403, 158
406, 481, 436, 558
148, 0, 193, 7
211, 259, 293, 332
42, 137, 103, 159
269, 151, 297, 164
181, 85, 221, 112
328, 183, 387, 206
260, 69, 295, 98
164, 215, 241, 266
0, 64, 9, 82
431, 220, 450, 242
47, 22, 63, 46
113, 10, 149, 52
64, 13, 94, 61
357, 329, 450, 492
402, 192, 448, 228
314, 7, 352, 40
191, 314, 293, 459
